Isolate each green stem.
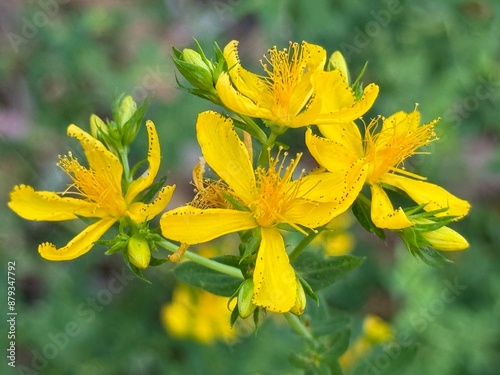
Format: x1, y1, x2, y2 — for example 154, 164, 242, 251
157, 240, 244, 279
118, 146, 132, 186
284, 312, 314, 341
289, 228, 321, 262
266, 130, 279, 148
238, 114, 268, 145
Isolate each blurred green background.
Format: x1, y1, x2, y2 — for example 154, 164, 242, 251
1, 0, 499, 374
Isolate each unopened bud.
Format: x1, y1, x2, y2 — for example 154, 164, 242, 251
421, 226, 469, 251
328, 50, 350, 83
173, 48, 215, 92
182, 49, 212, 69
289, 278, 306, 316
118, 95, 137, 128
127, 234, 151, 269
89, 114, 108, 139
238, 279, 257, 318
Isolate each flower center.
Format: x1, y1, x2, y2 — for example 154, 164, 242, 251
364, 117, 438, 182
250, 151, 303, 227
58, 152, 127, 217
260, 42, 310, 124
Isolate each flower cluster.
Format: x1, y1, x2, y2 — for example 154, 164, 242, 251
9, 40, 470, 326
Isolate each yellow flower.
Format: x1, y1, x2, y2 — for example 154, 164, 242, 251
216, 40, 379, 128
306, 110, 470, 230
313, 213, 355, 256
8, 121, 175, 261
340, 314, 393, 371
161, 283, 235, 344
160, 111, 367, 312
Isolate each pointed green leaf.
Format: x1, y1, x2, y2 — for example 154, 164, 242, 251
174, 256, 242, 296
294, 251, 365, 291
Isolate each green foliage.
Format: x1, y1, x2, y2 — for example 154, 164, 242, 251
2, 0, 499, 374
294, 251, 365, 291
174, 256, 242, 297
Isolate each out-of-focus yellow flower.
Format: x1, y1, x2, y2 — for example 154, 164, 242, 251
313, 213, 355, 256
340, 314, 393, 371
216, 40, 378, 128
161, 283, 235, 344
306, 110, 470, 231
8, 121, 174, 261
161, 111, 367, 313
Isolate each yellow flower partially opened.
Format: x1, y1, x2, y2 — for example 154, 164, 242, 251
216, 40, 379, 128
161, 111, 367, 312
306, 110, 470, 230
8, 121, 174, 261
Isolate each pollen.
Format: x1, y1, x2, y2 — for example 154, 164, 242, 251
364, 116, 438, 182
189, 157, 239, 209
260, 42, 309, 124
250, 149, 303, 228
58, 152, 126, 216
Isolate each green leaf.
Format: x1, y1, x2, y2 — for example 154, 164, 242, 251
174, 257, 242, 297
322, 326, 351, 359
294, 251, 365, 291
352, 196, 385, 240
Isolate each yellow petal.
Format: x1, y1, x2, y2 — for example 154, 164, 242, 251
39, 218, 116, 261
125, 120, 162, 203
313, 70, 379, 124
381, 110, 420, 134
252, 227, 296, 312
67, 124, 123, 194
305, 128, 360, 172
196, 111, 257, 204
160, 206, 257, 244
8, 184, 103, 221
379, 173, 471, 218
370, 184, 413, 229
127, 185, 175, 223
329, 50, 350, 83
284, 199, 344, 228
216, 72, 273, 119
297, 159, 368, 205
287, 93, 323, 128
317, 121, 364, 157
421, 225, 469, 251
287, 42, 327, 116
222, 40, 272, 104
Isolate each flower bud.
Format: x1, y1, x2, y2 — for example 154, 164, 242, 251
127, 234, 151, 269
182, 49, 213, 69
237, 279, 257, 318
173, 48, 215, 92
118, 95, 137, 129
289, 278, 306, 316
89, 114, 109, 139
328, 50, 350, 83
421, 226, 469, 251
